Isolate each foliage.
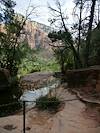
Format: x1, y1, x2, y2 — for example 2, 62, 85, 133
34, 49, 60, 72
0, 0, 26, 76
53, 48, 74, 71
48, 30, 74, 73
48, 0, 100, 69
89, 23, 100, 65
48, 30, 73, 44
36, 96, 60, 112
48, 0, 83, 69
78, 23, 100, 66
84, 0, 97, 66
73, 0, 100, 66
17, 42, 36, 77
0, 0, 36, 76
18, 47, 60, 77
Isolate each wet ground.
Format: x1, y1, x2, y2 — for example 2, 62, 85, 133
0, 88, 100, 133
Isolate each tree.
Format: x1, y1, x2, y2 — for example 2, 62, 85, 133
89, 22, 100, 65
74, 0, 99, 66
48, 0, 82, 68
72, 0, 100, 67
48, 30, 74, 73
0, 0, 36, 76
73, 0, 83, 55
85, 0, 97, 66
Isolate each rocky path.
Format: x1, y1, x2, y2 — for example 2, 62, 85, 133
0, 88, 100, 133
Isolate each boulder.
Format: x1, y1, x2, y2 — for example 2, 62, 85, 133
19, 72, 56, 91
65, 67, 100, 88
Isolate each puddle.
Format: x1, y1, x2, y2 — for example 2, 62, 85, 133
20, 80, 60, 108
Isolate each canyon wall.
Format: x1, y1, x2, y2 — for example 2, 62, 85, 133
21, 20, 52, 49
0, 20, 52, 49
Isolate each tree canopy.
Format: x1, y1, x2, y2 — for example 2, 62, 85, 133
48, 0, 100, 72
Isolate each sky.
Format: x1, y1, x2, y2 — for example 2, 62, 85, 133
14, 0, 75, 26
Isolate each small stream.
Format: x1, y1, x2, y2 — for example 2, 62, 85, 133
20, 80, 60, 108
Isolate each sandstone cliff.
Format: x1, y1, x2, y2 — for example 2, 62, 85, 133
21, 20, 52, 49
0, 20, 52, 49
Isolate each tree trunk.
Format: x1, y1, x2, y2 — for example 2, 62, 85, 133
85, 0, 97, 67
78, 0, 83, 54
60, 10, 82, 68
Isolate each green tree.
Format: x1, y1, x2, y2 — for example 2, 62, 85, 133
89, 22, 100, 65
74, 0, 99, 66
48, 0, 83, 69
85, 0, 97, 66
0, 0, 36, 76
73, 0, 84, 55
0, 0, 24, 75
48, 30, 74, 73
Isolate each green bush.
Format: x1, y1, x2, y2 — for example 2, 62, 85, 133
18, 48, 60, 77
36, 96, 60, 112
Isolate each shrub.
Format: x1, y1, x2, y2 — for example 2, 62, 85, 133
36, 96, 60, 112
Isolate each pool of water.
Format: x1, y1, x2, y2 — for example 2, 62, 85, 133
0, 79, 60, 116
20, 80, 60, 108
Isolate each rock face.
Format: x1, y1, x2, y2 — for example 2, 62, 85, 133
65, 66, 100, 93
0, 20, 52, 50
21, 20, 52, 49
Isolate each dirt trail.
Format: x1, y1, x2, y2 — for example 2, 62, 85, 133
0, 89, 100, 133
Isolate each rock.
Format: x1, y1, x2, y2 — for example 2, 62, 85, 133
19, 72, 56, 91
65, 67, 100, 92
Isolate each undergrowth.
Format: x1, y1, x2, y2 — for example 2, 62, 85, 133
36, 96, 61, 112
